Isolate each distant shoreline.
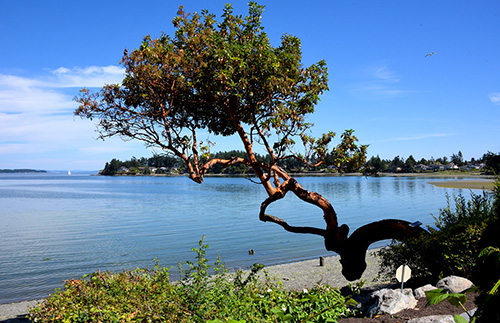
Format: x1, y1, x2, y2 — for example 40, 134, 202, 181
98, 171, 495, 179
0, 169, 46, 173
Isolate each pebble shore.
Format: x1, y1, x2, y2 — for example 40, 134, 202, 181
257, 249, 384, 291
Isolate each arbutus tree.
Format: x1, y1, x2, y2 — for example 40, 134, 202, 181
75, 2, 426, 281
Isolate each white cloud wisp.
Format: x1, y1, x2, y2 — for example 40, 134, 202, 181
0, 66, 143, 170
348, 64, 409, 99
489, 92, 500, 105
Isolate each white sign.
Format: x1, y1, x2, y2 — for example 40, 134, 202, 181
395, 265, 411, 283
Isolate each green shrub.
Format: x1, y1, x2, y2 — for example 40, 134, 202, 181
376, 186, 497, 284
30, 237, 350, 322
29, 263, 183, 322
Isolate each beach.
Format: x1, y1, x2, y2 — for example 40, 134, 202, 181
254, 249, 383, 291
0, 250, 384, 321
428, 179, 495, 190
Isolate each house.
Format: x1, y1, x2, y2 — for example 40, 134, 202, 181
118, 166, 129, 173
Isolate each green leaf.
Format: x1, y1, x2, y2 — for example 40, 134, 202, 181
271, 308, 284, 318
453, 314, 468, 323
425, 289, 450, 306
345, 298, 358, 306
447, 293, 467, 307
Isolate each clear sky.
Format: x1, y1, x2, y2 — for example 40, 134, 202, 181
1, 0, 499, 171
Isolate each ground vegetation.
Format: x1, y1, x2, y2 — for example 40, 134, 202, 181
29, 238, 351, 322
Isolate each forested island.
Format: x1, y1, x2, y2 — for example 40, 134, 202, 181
0, 169, 46, 173
99, 150, 500, 176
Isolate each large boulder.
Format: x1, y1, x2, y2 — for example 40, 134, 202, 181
369, 288, 417, 315
436, 276, 474, 294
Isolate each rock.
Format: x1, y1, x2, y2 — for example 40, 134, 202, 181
407, 314, 455, 323
370, 288, 391, 299
370, 288, 417, 315
405, 307, 477, 323
436, 275, 474, 294
414, 284, 437, 298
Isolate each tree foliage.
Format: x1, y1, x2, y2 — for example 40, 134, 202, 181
75, 2, 426, 281
75, 3, 365, 182
451, 151, 465, 166
482, 151, 500, 174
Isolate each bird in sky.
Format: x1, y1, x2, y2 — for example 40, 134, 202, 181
425, 51, 436, 57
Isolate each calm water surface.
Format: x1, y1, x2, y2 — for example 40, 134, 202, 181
0, 173, 480, 303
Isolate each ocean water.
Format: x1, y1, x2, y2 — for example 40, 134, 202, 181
0, 173, 479, 303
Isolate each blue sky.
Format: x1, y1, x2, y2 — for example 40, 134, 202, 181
1, 0, 499, 171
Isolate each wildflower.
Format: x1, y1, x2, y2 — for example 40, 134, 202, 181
267, 288, 272, 293
303, 288, 308, 293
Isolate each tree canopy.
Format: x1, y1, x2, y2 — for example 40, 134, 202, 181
75, 2, 424, 281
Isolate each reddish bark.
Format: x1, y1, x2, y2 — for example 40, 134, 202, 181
194, 126, 428, 281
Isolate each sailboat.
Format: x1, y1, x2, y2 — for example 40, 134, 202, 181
67, 170, 71, 175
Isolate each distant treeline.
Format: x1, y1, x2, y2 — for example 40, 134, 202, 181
365, 151, 500, 175
103, 151, 263, 175
100, 150, 500, 176
0, 169, 47, 173
100, 150, 329, 176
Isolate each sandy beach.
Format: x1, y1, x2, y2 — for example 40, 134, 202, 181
0, 250, 384, 321
429, 179, 495, 190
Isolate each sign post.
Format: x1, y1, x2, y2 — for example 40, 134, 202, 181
395, 265, 411, 291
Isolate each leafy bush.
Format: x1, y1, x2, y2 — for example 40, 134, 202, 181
376, 184, 498, 284
424, 246, 500, 323
29, 262, 183, 322
30, 237, 350, 322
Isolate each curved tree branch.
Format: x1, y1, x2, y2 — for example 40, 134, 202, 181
259, 176, 340, 231
327, 219, 429, 281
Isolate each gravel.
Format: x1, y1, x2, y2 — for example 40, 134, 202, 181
253, 249, 385, 291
